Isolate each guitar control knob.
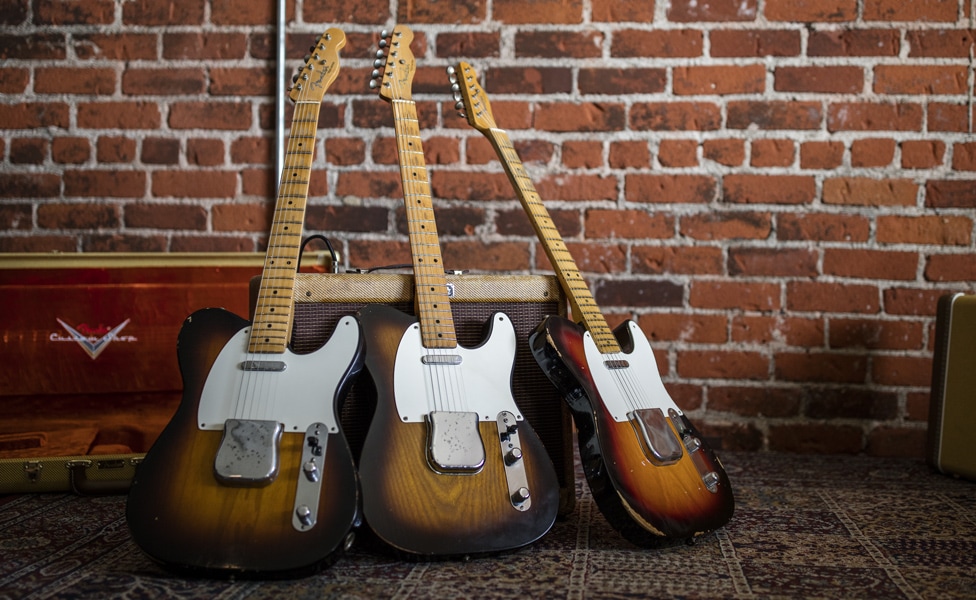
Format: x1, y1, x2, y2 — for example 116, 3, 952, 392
303, 460, 320, 482
505, 447, 523, 465
511, 487, 530, 505
295, 504, 313, 526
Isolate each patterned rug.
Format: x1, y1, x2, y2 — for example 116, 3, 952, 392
1, 451, 974, 599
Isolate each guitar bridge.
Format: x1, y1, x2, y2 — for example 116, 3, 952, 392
213, 419, 283, 487
629, 408, 683, 465
426, 411, 485, 473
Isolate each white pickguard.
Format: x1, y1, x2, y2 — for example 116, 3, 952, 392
582, 320, 680, 422
197, 315, 361, 433
392, 313, 522, 422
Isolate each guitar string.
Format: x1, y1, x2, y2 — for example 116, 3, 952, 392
489, 124, 653, 418
393, 97, 466, 417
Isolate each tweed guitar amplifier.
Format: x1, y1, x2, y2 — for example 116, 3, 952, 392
264, 271, 575, 515
927, 293, 976, 481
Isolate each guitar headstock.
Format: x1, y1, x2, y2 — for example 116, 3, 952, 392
289, 28, 346, 103
369, 26, 416, 102
447, 61, 496, 133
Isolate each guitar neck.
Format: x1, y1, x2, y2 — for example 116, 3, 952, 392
392, 99, 458, 349
483, 127, 620, 354
248, 101, 320, 354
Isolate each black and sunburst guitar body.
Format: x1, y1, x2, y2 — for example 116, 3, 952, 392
126, 29, 364, 576
357, 27, 559, 558
449, 61, 734, 547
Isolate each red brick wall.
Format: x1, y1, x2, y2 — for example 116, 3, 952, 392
3, 1, 975, 456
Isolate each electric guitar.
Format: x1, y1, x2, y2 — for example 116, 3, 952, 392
126, 29, 364, 575
355, 26, 559, 558
448, 61, 734, 547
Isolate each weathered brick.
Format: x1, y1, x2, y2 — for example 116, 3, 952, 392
703, 138, 745, 166
496, 208, 579, 238
828, 318, 925, 351
723, 174, 817, 205
926, 180, 976, 208
1, 0, 28, 25
77, 101, 160, 129
579, 68, 666, 95
668, 0, 758, 22
484, 67, 572, 95
212, 203, 270, 232
727, 101, 822, 130
823, 248, 919, 280
301, 0, 392, 23
673, 64, 765, 95
35, 0, 115, 24
613, 29, 703, 58
851, 138, 896, 168
96, 136, 137, 163
708, 386, 802, 418
397, 205, 485, 237
0, 236, 77, 252
775, 352, 868, 383
625, 174, 718, 204
431, 171, 519, 201
709, 29, 800, 57
52, 137, 91, 164
877, 215, 971, 245
516, 30, 603, 58
872, 355, 932, 387
901, 140, 946, 169
925, 254, 976, 281
63, 170, 146, 198
0, 67, 28, 93
0, 33, 65, 60
187, 139, 225, 167
808, 28, 900, 56
73, 33, 156, 60
866, 427, 927, 458
729, 247, 819, 277
141, 138, 180, 165
775, 66, 863, 94
494, 0, 582, 23
38, 203, 119, 229
681, 211, 771, 240
657, 139, 699, 167
732, 315, 825, 347
592, 0, 654, 21
778, 212, 870, 242
883, 287, 947, 316
84, 234, 167, 252
122, 0, 205, 25
337, 170, 412, 199
786, 281, 880, 313
534, 102, 626, 132
35, 67, 115, 95
609, 141, 651, 169
585, 209, 673, 239
168, 102, 251, 130
951, 142, 976, 170
633, 245, 725, 275
592, 277, 683, 306
863, 0, 958, 22
436, 33, 500, 58
822, 177, 918, 207
631, 102, 722, 131
827, 102, 923, 131
443, 240, 530, 271
152, 170, 237, 198
10, 138, 47, 164
306, 205, 390, 233
163, 33, 247, 59
799, 141, 845, 169
209, 67, 274, 96
874, 65, 968, 95
907, 29, 974, 57
0, 103, 70, 129
0, 203, 31, 230
765, 0, 857, 21
677, 350, 769, 380
807, 388, 899, 419
639, 312, 727, 344
126, 203, 207, 230
690, 280, 781, 311
562, 141, 603, 169
0, 173, 61, 198
535, 174, 618, 202
751, 139, 794, 167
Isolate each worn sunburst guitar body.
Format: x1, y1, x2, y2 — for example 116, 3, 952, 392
125, 29, 364, 576
449, 62, 734, 547
356, 27, 559, 558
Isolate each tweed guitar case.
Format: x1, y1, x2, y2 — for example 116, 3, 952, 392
270, 271, 575, 515
927, 293, 976, 481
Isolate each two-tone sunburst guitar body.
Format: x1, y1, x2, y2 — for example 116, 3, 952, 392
449, 62, 734, 547
125, 30, 364, 576
356, 27, 559, 558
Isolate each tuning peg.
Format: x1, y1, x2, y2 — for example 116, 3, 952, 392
368, 79, 379, 89
380, 29, 389, 38
455, 101, 464, 112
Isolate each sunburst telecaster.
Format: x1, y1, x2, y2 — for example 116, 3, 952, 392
125, 29, 364, 575
448, 61, 734, 547
355, 27, 559, 558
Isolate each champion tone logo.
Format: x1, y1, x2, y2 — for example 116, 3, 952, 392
52, 318, 137, 360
